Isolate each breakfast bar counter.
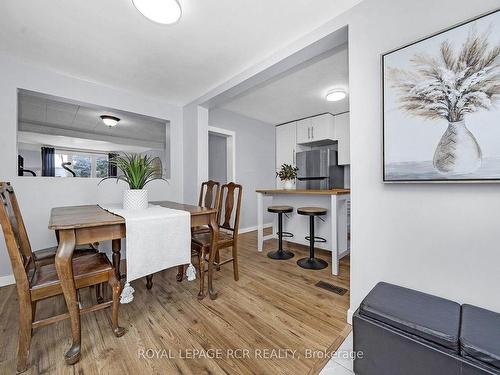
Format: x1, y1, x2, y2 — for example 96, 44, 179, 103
256, 188, 350, 275
256, 188, 350, 195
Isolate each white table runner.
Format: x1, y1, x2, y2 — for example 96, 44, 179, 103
99, 203, 195, 303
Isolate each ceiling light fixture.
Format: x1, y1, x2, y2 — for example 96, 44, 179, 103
132, 0, 182, 24
325, 89, 347, 102
100, 115, 120, 127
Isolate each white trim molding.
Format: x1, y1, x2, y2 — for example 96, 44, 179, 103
0, 274, 15, 287
239, 223, 272, 234
347, 308, 354, 325
208, 126, 236, 182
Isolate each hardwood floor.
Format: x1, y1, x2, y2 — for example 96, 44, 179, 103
0, 230, 351, 375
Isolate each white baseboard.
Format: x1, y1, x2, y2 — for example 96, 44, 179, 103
239, 222, 272, 234
347, 308, 354, 325
0, 274, 15, 287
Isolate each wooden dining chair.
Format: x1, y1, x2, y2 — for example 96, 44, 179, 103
199, 180, 221, 209
191, 182, 242, 298
149, 180, 222, 289
1, 183, 104, 301
193, 180, 221, 233
0, 182, 125, 373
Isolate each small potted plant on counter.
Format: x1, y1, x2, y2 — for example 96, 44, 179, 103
100, 153, 167, 210
277, 163, 299, 190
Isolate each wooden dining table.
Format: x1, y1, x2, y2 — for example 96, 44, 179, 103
48, 201, 219, 364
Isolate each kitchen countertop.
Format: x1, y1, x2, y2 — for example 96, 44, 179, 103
256, 188, 350, 195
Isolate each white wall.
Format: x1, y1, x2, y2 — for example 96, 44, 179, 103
182, 104, 210, 205
0, 55, 183, 279
345, 0, 500, 314
209, 108, 275, 230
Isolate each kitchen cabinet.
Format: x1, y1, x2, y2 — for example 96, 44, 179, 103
335, 112, 350, 165
311, 113, 335, 141
276, 121, 297, 168
275, 113, 350, 174
296, 113, 335, 145
296, 118, 312, 144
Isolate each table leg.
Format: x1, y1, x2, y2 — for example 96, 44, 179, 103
330, 195, 339, 276
176, 265, 184, 282
337, 195, 349, 256
207, 212, 219, 300
54, 229, 81, 364
257, 192, 263, 251
112, 239, 121, 279
146, 275, 153, 290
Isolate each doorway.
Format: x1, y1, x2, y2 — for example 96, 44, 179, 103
208, 126, 235, 184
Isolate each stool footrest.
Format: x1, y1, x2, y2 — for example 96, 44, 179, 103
305, 236, 326, 243
276, 231, 293, 238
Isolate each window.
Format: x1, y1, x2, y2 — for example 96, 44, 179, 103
95, 155, 109, 178
55, 151, 110, 178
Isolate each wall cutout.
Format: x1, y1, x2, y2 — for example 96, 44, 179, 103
17, 89, 171, 179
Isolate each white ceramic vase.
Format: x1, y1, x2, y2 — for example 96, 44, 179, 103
433, 120, 482, 175
283, 180, 295, 190
123, 189, 148, 210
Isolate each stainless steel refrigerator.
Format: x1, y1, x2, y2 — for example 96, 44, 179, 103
295, 149, 344, 189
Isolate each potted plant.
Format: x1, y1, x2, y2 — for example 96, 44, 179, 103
100, 153, 167, 210
276, 163, 299, 190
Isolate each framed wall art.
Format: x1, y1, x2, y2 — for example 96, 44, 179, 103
383, 9, 500, 182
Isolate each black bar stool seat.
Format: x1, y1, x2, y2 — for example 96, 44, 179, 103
267, 205, 294, 260
297, 207, 328, 270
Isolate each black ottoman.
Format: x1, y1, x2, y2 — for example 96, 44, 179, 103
461, 304, 500, 372
354, 282, 500, 375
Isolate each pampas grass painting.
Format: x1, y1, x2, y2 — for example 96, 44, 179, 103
383, 10, 500, 182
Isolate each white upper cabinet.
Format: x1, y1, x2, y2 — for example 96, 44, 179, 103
296, 113, 336, 145
336, 112, 350, 165
275, 113, 350, 173
311, 113, 335, 141
296, 118, 312, 144
276, 122, 297, 169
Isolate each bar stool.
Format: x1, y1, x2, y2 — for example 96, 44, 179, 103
267, 206, 295, 260
297, 207, 328, 270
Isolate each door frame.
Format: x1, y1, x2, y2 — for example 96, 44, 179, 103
208, 126, 236, 182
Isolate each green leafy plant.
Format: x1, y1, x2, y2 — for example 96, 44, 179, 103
276, 163, 298, 181
100, 153, 167, 189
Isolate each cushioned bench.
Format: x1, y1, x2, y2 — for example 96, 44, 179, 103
461, 305, 500, 370
353, 282, 500, 375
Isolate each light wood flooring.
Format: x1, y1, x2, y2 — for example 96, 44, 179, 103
0, 230, 351, 375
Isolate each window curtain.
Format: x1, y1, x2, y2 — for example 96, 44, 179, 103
108, 153, 118, 177
41, 147, 55, 177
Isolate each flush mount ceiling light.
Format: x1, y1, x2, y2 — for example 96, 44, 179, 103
325, 89, 347, 102
100, 115, 120, 127
132, 0, 182, 24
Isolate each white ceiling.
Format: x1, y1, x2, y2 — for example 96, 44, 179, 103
220, 44, 349, 125
18, 133, 153, 154
0, 0, 361, 105
18, 91, 167, 147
